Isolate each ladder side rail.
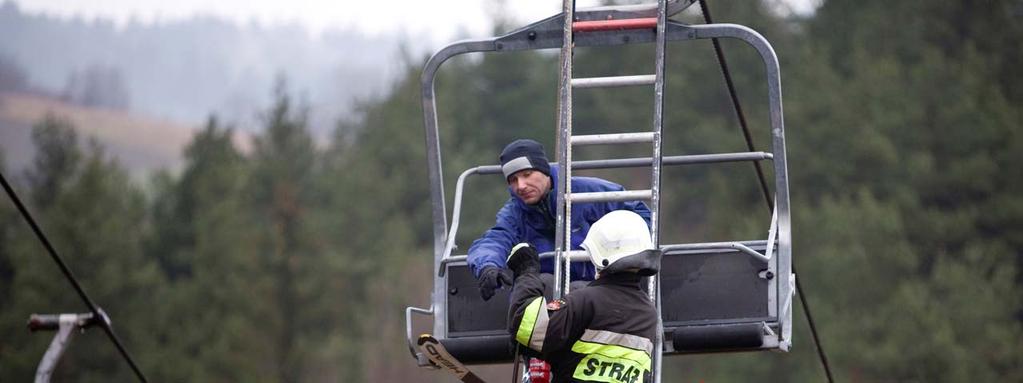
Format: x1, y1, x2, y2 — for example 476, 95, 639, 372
651, 0, 668, 381
553, 0, 576, 300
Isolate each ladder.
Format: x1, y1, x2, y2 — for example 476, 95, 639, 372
551, 0, 669, 381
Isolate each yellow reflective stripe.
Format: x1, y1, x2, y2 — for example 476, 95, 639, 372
571, 340, 652, 369
572, 352, 649, 383
515, 297, 546, 350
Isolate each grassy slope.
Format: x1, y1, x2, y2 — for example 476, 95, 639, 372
0, 91, 250, 178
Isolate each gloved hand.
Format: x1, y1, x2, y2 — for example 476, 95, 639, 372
506, 243, 540, 278
478, 266, 514, 301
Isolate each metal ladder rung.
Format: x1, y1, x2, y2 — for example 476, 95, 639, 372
570, 190, 652, 203
572, 74, 656, 89
572, 132, 656, 146
573, 18, 657, 32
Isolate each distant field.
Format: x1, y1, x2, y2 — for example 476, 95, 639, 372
0, 91, 248, 179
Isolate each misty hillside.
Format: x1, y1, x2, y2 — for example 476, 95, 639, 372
0, 1, 405, 136
0, 91, 203, 178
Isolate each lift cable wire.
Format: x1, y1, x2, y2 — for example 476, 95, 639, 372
697, 0, 774, 211
0, 171, 149, 383
697, 1, 836, 382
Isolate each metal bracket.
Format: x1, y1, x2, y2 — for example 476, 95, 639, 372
28, 312, 101, 383
405, 305, 436, 367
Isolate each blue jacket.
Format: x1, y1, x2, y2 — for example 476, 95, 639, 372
467, 167, 651, 281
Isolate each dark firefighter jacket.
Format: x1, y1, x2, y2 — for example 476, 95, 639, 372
508, 272, 658, 383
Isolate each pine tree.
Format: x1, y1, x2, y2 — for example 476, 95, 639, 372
248, 79, 339, 382
0, 117, 162, 382
145, 116, 276, 382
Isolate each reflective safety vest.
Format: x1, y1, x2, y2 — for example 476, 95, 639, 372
509, 272, 658, 382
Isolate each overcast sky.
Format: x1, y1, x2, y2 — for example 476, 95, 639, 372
12, 0, 587, 44
11, 0, 817, 46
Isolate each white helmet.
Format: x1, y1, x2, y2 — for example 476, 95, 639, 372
582, 210, 659, 275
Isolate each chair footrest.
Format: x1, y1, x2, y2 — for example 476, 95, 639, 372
671, 323, 765, 351
440, 335, 515, 364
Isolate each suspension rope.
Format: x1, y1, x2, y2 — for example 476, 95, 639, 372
0, 171, 149, 383
697, 1, 835, 382
697, 0, 773, 211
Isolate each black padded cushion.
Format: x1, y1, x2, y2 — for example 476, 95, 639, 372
671, 323, 764, 351
440, 335, 516, 364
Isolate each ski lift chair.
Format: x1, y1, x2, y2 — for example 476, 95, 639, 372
407, 0, 793, 368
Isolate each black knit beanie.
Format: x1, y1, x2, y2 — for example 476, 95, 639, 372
499, 139, 551, 180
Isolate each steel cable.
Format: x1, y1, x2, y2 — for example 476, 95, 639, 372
1, 171, 148, 382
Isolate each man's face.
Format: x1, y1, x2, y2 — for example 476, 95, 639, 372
507, 169, 550, 205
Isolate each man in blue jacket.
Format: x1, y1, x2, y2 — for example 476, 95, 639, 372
468, 139, 651, 300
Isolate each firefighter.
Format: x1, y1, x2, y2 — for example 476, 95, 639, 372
507, 210, 661, 383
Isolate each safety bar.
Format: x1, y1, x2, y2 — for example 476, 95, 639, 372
662, 242, 770, 263
437, 241, 777, 276
438, 250, 588, 277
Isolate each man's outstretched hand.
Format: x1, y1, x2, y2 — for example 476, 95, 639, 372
478, 266, 514, 301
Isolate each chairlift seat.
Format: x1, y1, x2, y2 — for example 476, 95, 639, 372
438, 243, 780, 363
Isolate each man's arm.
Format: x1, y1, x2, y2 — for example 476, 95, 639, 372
467, 199, 520, 278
